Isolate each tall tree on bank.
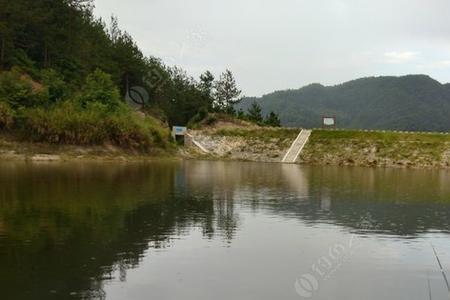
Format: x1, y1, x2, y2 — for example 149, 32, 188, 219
199, 71, 214, 98
108, 16, 145, 94
198, 70, 215, 110
0, 7, 7, 69
247, 101, 263, 123
213, 69, 241, 113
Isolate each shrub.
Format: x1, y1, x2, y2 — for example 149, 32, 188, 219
9, 50, 39, 78
264, 111, 281, 127
187, 107, 209, 128
205, 115, 217, 126
22, 101, 106, 144
0, 101, 14, 129
41, 69, 68, 103
104, 113, 169, 150
0, 68, 47, 109
21, 100, 169, 151
78, 69, 122, 112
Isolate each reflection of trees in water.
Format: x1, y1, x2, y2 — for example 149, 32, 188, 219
1, 162, 450, 299
214, 189, 238, 242
184, 161, 450, 236
182, 161, 241, 242
0, 163, 232, 300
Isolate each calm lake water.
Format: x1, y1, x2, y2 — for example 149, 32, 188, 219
0, 161, 450, 300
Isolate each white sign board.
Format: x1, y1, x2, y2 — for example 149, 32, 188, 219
323, 117, 335, 126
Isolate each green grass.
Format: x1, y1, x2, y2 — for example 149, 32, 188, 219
311, 129, 450, 142
19, 101, 173, 152
304, 129, 450, 166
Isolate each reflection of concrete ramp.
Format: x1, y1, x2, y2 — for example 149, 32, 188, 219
282, 130, 312, 163
185, 133, 210, 154
281, 164, 310, 198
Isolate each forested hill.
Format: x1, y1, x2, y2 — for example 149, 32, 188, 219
0, 0, 242, 150
239, 75, 450, 132
0, 0, 222, 126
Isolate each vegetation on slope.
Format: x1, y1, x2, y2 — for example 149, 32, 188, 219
301, 129, 450, 168
0, 0, 244, 152
239, 75, 450, 132
0, 68, 171, 151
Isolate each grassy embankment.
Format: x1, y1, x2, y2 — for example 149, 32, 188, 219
301, 129, 450, 168
192, 124, 450, 168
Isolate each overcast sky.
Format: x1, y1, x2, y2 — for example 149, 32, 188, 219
94, 0, 450, 97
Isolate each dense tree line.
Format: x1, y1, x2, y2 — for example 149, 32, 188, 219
0, 0, 242, 131
236, 101, 281, 127
0, 0, 252, 152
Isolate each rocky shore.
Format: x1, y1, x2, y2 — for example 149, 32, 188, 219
186, 126, 450, 169
185, 126, 298, 162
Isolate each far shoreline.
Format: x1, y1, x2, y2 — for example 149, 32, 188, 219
2, 127, 450, 171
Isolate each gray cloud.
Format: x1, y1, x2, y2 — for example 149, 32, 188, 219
94, 0, 450, 96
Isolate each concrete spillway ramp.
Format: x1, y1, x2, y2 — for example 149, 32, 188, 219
282, 130, 312, 163
185, 133, 210, 154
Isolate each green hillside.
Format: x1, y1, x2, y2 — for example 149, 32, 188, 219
239, 75, 450, 132
0, 0, 242, 152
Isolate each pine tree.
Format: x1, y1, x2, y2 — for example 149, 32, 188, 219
213, 69, 241, 113
247, 101, 263, 123
236, 109, 246, 120
265, 111, 281, 127
199, 70, 214, 97
198, 70, 215, 110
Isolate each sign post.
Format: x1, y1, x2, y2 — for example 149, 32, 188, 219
322, 116, 336, 129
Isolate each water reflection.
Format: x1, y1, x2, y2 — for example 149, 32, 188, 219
0, 161, 449, 299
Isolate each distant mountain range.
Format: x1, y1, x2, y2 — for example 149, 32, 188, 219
238, 75, 450, 131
